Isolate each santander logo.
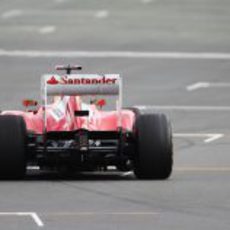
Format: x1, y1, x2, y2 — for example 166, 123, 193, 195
46, 75, 117, 85
47, 76, 59, 85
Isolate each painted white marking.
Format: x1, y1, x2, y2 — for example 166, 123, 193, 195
39, 26, 56, 34
0, 212, 44, 227
186, 82, 210, 91
204, 134, 224, 143
1, 9, 22, 19
1, 50, 230, 59
134, 105, 230, 111
95, 10, 109, 19
29, 213, 44, 227
187, 81, 230, 91
174, 133, 224, 143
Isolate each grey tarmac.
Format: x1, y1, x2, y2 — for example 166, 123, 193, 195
0, 0, 230, 229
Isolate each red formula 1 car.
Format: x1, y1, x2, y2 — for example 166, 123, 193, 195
0, 65, 173, 179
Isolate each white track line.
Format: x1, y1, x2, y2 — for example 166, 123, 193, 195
1, 9, 22, 19
174, 133, 224, 143
204, 134, 224, 143
39, 26, 56, 34
186, 82, 210, 91
0, 212, 44, 227
135, 105, 230, 111
1, 50, 230, 59
187, 81, 230, 91
95, 10, 109, 19
29, 213, 44, 227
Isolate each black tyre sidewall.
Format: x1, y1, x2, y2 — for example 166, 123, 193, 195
133, 112, 173, 179
0, 115, 27, 179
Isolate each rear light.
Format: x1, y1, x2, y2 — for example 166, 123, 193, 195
22, 99, 38, 107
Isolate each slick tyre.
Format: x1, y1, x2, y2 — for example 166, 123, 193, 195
134, 113, 173, 179
0, 115, 27, 179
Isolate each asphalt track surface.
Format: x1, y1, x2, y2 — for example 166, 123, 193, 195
0, 0, 230, 229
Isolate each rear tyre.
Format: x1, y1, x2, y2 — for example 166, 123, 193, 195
0, 115, 27, 179
133, 113, 173, 179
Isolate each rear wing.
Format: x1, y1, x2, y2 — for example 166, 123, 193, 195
42, 74, 120, 96
41, 74, 122, 131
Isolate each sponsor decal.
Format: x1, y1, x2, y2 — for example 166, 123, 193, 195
47, 75, 117, 85
49, 99, 66, 121
47, 76, 59, 85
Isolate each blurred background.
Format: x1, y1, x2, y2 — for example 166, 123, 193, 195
0, 0, 230, 109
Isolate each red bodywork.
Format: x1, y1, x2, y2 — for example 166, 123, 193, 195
2, 96, 135, 134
